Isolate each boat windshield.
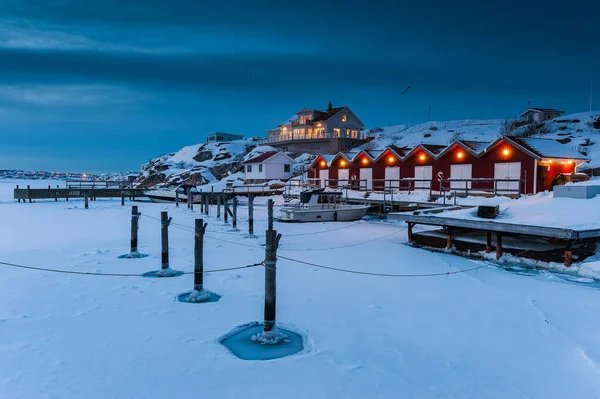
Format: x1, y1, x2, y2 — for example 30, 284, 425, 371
317, 194, 342, 204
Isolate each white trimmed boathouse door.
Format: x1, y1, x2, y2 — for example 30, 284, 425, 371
494, 162, 521, 194
414, 166, 432, 189
450, 164, 472, 190
338, 169, 349, 188
319, 169, 329, 188
384, 167, 400, 190
359, 168, 373, 191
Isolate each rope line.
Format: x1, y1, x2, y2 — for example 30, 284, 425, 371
143, 213, 402, 252
0, 260, 264, 277
277, 255, 488, 277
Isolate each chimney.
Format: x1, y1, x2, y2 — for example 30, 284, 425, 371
328, 101, 332, 112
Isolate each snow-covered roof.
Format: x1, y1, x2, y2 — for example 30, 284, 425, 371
520, 108, 565, 116
506, 137, 588, 160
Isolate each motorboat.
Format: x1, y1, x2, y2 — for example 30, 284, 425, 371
278, 188, 371, 222
145, 184, 199, 204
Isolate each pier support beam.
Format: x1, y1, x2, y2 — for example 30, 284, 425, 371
496, 233, 503, 260
486, 231, 492, 254
565, 243, 573, 267
445, 227, 452, 251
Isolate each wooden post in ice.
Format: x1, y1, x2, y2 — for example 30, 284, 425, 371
224, 198, 229, 224
84, 190, 89, 209
486, 231, 492, 254
194, 218, 208, 291
565, 243, 573, 267
161, 211, 170, 270
264, 199, 282, 333
27, 185, 31, 203
205, 194, 210, 216
267, 198, 274, 231
496, 232, 503, 260
248, 195, 254, 235
130, 205, 140, 254
232, 197, 238, 229
407, 222, 414, 244
175, 190, 179, 207
216, 195, 221, 219
187, 189, 193, 211
16, 185, 20, 203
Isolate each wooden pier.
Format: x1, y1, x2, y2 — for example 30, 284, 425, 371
14, 184, 145, 203
389, 213, 600, 266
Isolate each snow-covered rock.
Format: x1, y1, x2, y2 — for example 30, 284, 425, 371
136, 138, 263, 188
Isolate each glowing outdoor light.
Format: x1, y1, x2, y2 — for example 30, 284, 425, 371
388, 156, 395, 163
568, 160, 574, 164
320, 161, 326, 167
457, 152, 464, 159
362, 158, 368, 165
503, 149, 510, 156
340, 160, 346, 166
419, 154, 426, 161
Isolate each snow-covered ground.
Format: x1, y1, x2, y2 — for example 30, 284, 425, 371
3, 179, 600, 398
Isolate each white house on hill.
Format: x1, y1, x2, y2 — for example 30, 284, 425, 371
520, 108, 565, 123
243, 151, 297, 183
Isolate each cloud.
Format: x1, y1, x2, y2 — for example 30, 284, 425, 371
0, 84, 148, 107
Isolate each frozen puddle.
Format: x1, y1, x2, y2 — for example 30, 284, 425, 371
220, 322, 304, 361
176, 290, 221, 303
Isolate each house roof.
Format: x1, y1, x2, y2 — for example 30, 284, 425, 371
519, 108, 565, 116
312, 107, 346, 122
243, 151, 280, 164
460, 140, 491, 153
504, 137, 587, 160
420, 144, 447, 155
385, 145, 412, 159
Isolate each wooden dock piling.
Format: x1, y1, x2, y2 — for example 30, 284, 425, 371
486, 231, 492, 253
496, 233, 503, 260
248, 195, 254, 235
565, 243, 573, 267
131, 206, 139, 253
194, 219, 208, 291
161, 211, 170, 270
232, 197, 238, 229
84, 191, 89, 209
264, 199, 282, 333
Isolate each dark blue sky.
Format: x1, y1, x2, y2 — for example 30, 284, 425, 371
1, 0, 599, 173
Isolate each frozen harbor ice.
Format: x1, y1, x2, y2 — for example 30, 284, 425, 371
3, 180, 600, 398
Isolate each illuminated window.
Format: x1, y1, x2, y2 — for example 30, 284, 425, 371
333, 128, 341, 138
342, 114, 347, 122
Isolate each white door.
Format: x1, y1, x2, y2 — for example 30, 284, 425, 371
494, 162, 521, 193
359, 168, 373, 191
450, 164, 472, 190
414, 166, 432, 189
384, 167, 400, 190
319, 169, 329, 188
338, 169, 349, 188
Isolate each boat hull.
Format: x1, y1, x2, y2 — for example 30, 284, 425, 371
277, 205, 370, 223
